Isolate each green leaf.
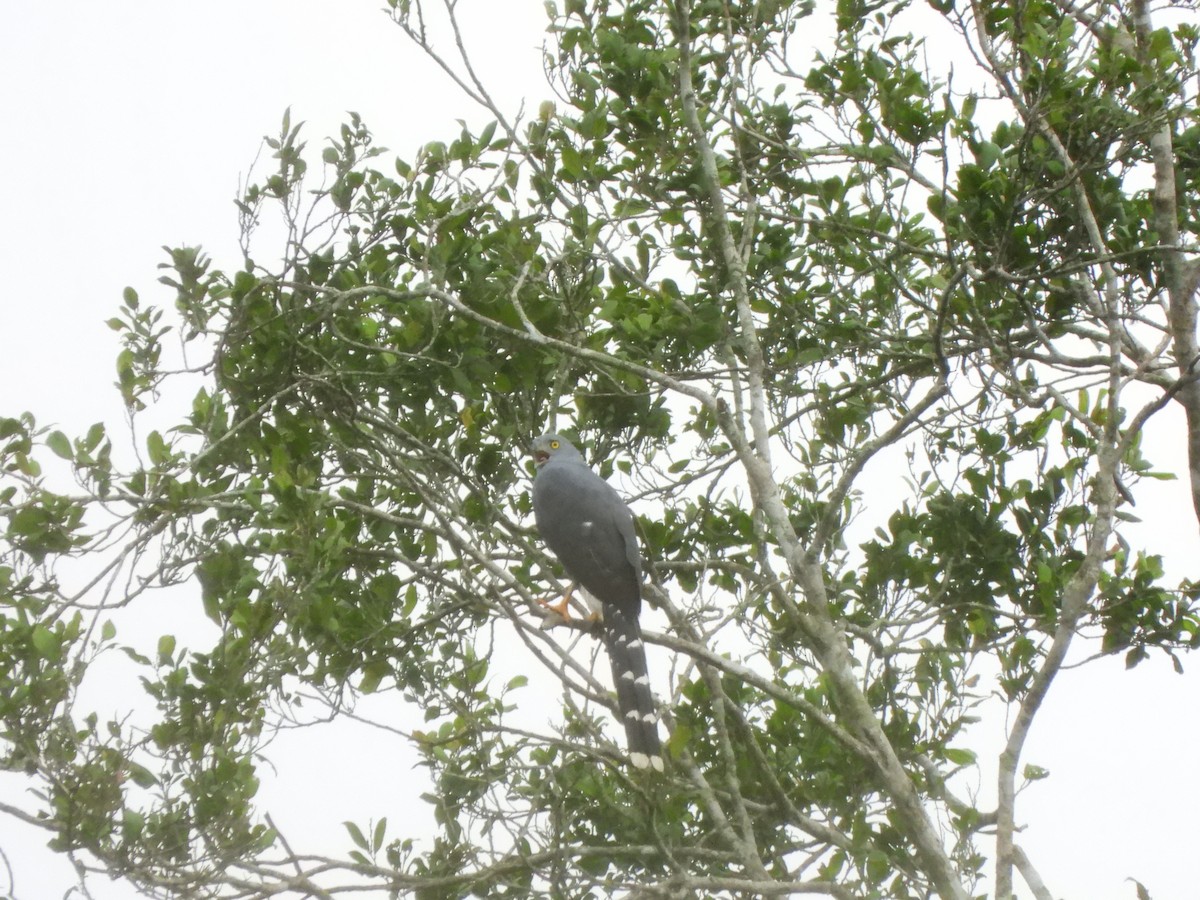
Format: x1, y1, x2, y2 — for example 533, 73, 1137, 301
157, 634, 176, 666
359, 661, 388, 694
372, 817, 387, 853
974, 140, 1002, 169
478, 120, 497, 148
344, 820, 369, 852
943, 748, 976, 766
147, 430, 168, 467
85, 422, 106, 450
46, 431, 73, 461
30, 624, 61, 659
122, 809, 145, 840
127, 762, 158, 788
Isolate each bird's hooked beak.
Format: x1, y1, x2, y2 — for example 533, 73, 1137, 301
532, 450, 550, 467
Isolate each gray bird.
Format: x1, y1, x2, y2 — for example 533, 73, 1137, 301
530, 433, 663, 771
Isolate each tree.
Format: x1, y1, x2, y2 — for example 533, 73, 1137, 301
2, 0, 1198, 897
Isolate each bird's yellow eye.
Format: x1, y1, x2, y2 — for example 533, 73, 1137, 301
550, 440, 560, 449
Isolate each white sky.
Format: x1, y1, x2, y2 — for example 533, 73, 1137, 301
1, 3, 1197, 899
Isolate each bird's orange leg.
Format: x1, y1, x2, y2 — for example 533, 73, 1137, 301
538, 585, 575, 619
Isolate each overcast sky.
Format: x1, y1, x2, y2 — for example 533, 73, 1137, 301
1, 4, 1196, 899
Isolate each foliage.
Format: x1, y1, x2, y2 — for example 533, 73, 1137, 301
3, 1, 1199, 898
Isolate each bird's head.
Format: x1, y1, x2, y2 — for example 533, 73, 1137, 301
531, 432, 581, 468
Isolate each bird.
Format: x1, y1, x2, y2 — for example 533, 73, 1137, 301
530, 432, 664, 772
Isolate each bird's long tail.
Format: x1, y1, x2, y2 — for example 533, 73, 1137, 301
601, 605, 663, 772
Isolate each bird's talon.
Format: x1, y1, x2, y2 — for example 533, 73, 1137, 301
537, 586, 575, 619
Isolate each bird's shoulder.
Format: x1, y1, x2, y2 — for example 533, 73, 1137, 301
537, 456, 606, 490
536, 459, 629, 514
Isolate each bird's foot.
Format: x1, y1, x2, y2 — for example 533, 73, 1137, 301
538, 585, 575, 619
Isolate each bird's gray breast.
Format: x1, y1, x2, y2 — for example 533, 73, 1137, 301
533, 461, 640, 590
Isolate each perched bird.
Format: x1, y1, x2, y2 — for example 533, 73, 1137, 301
530, 433, 663, 771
